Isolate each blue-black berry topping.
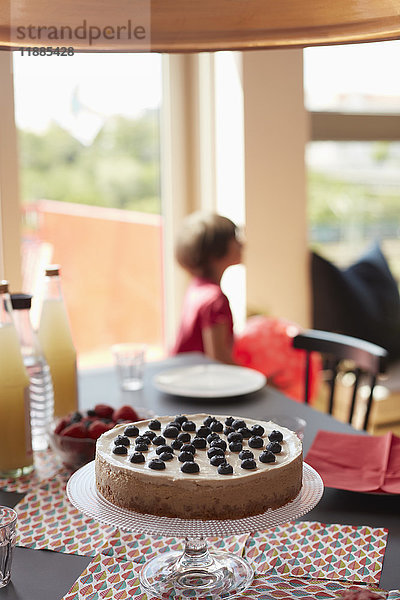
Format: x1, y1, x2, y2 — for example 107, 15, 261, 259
182, 420, 196, 432
136, 435, 152, 445
197, 426, 211, 438
71, 411, 83, 423
268, 430, 283, 443
218, 462, 233, 475
207, 447, 225, 459
232, 419, 246, 431
174, 415, 188, 425
181, 461, 200, 473
267, 441, 282, 454
123, 425, 139, 437
148, 419, 161, 431
227, 431, 243, 443
259, 450, 276, 463
210, 438, 227, 451
207, 433, 220, 444
148, 458, 166, 470
229, 441, 243, 452
134, 441, 149, 452
178, 451, 195, 462
163, 426, 180, 438
130, 452, 145, 463
177, 432, 191, 443
181, 443, 196, 455
225, 416, 234, 426
171, 439, 183, 450
156, 444, 174, 455
248, 436, 264, 449
210, 454, 226, 466
241, 458, 257, 470
210, 420, 223, 433
113, 445, 128, 455
238, 427, 252, 439
203, 415, 216, 427
159, 451, 174, 461
152, 435, 166, 446
143, 430, 156, 440
192, 436, 207, 449
251, 424, 265, 437
114, 435, 130, 446
239, 449, 254, 460
167, 420, 182, 429
224, 426, 235, 436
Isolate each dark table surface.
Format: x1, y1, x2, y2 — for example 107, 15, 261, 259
1, 352, 399, 598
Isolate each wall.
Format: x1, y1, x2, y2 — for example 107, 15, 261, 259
243, 49, 310, 327
0, 52, 23, 289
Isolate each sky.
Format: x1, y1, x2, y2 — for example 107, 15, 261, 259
304, 40, 400, 109
13, 53, 162, 144
12, 40, 400, 143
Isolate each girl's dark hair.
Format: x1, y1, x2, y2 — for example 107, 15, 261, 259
175, 212, 237, 278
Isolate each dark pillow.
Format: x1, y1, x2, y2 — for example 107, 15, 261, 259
311, 243, 400, 360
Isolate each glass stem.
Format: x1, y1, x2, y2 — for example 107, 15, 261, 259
175, 536, 214, 571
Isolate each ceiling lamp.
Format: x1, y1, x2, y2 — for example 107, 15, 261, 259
1, 0, 400, 52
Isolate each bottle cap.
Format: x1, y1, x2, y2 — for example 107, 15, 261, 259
0, 280, 9, 293
45, 265, 60, 277
11, 293, 32, 310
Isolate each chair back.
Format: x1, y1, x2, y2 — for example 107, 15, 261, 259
292, 329, 388, 430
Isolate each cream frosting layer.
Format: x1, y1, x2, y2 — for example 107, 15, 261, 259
96, 413, 302, 480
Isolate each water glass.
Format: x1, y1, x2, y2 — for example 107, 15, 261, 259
111, 343, 146, 391
0, 506, 17, 588
266, 414, 307, 441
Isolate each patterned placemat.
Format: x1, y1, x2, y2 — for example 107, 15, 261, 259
15, 478, 115, 556
245, 521, 387, 584
0, 450, 70, 493
61, 553, 390, 600
13, 470, 388, 587
101, 529, 250, 563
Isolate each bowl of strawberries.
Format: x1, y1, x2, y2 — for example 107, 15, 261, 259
48, 403, 153, 470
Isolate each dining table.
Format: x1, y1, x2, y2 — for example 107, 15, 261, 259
0, 351, 399, 599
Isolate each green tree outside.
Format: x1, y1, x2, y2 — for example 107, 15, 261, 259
18, 110, 161, 214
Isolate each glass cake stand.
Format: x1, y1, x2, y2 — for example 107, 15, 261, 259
67, 462, 323, 600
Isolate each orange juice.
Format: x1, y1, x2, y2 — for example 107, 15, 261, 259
0, 324, 33, 476
38, 298, 78, 417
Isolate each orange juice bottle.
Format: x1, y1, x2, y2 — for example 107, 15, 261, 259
38, 266, 78, 418
0, 281, 33, 477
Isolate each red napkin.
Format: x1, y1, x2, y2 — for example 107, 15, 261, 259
305, 430, 400, 494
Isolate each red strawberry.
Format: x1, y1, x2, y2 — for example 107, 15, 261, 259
94, 404, 114, 419
112, 405, 139, 423
54, 417, 69, 435
60, 423, 88, 438
87, 420, 113, 440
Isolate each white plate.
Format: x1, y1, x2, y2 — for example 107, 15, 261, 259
152, 364, 266, 398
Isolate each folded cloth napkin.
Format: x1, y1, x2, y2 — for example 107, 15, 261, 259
305, 431, 400, 493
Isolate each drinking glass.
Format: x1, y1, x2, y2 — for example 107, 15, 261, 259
0, 506, 17, 588
111, 343, 146, 391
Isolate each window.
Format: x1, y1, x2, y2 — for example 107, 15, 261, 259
13, 53, 164, 367
304, 42, 400, 278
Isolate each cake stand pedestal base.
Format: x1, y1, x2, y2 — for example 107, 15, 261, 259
140, 536, 253, 599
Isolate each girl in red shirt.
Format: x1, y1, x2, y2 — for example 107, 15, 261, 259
172, 212, 243, 364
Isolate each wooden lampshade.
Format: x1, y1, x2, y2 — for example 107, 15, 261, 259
1, 0, 400, 52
